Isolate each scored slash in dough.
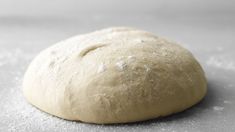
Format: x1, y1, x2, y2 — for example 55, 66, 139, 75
23, 27, 207, 124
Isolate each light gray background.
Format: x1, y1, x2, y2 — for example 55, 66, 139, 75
0, 0, 235, 131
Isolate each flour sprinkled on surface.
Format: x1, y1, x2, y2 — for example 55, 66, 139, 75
213, 106, 224, 111
216, 46, 224, 52
224, 100, 232, 104
206, 56, 235, 71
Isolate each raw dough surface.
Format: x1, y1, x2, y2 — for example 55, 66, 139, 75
23, 27, 207, 124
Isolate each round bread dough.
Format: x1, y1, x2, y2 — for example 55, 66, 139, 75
23, 27, 207, 124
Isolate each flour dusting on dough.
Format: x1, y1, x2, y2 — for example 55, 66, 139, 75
127, 56, 136, 62
97, 63, 106, 73
116, 61, 127, 71
135, 39, 144, 43
144, 65, 150, 72
127, 56, 134, 59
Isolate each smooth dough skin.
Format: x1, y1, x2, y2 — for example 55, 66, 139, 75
23, 27, 207, 124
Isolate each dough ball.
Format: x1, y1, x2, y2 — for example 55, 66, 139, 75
23, 27, 207, 124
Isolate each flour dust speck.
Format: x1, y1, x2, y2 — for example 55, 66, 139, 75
97, 63, 106, 73
213, 106, 224, 111
116, 60, 127, 71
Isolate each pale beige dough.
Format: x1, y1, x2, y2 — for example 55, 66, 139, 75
23, 27, 207, 124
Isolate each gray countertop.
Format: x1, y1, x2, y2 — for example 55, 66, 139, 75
0, 1, 235, 131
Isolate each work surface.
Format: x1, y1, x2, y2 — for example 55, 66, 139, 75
0, 14, 235, 132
